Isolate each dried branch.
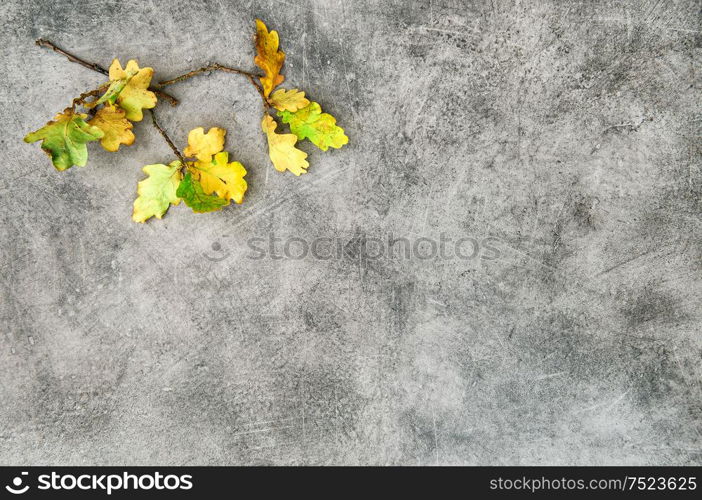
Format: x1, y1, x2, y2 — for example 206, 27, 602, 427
35, 39, 179, 106
148, 109, 186, 169
159, 63, 270, 108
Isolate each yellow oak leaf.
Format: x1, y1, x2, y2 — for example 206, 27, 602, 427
269, 89, 310, 112
132, 161, 182, 223
108, 59, 157, 122
254, 19, 285, 97
88, 105, 135, 152
183, 127, 226, 162
189, 152, 247, 204
261, 115, 308, 176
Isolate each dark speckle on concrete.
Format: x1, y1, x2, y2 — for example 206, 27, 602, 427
0, 0, 700, 465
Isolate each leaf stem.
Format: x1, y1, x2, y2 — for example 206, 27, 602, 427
158, 63, 270, 109
149, 109, 187, 171
71, 85, 109, 111
35, 38, 179, 107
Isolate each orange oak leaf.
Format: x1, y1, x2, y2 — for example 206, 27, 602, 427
254, 19, 285, 98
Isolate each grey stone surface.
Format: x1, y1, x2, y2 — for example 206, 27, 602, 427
0, 0, 700, 465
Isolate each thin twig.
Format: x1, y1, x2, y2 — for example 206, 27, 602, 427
35, 38, 179, 106
158, 63, 259, 85
245, 74, 270, 105
154, 90, 179, 107
36, 38, 108, 75
159, 63, 270, 108
70, 85, 109, 111
149, 109, 186, 170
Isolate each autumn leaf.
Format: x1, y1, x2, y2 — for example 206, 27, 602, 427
278, 102, 348, 151
24, 109, 104, 170
133, 161, 183, 223
261, 114, 308, 176
189, 151, 247, 203
176, 172, 229, 213
183, 127, 226, 162
89, 105, 135, 152
269, 89, 309, 112
109, 59, 157, 121
254, 19, 285, 97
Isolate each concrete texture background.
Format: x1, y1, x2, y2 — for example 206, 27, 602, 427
0, 0, 700, 465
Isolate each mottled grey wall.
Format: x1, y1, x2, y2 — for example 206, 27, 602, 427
0, 0, 700, 465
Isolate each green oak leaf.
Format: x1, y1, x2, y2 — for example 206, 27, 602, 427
24, 110, 104, 170
89, 70, 137, 108
176, 172, 229, 213
132, 161, 183, 223
278, 101, 348, 151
